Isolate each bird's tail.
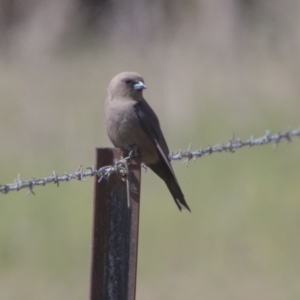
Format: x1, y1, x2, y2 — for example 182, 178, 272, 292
164, 176, 191, 212
149, 162, 191, 212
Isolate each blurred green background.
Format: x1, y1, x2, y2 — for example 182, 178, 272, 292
1, 1, 300, 299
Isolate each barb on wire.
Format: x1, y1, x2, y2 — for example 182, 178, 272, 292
169, 127, 300, 164
1, 127, 299, 194
0, 157, 132, 195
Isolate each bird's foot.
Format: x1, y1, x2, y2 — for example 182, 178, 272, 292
128, 145, 140, 158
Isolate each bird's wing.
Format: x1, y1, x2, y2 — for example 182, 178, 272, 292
133, 100, 178, 180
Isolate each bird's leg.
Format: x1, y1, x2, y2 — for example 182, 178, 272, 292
128, 145, 140, 161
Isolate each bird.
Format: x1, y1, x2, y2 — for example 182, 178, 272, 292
105, 71, 190, 211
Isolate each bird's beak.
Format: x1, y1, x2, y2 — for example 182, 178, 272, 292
133, 81, 147, 90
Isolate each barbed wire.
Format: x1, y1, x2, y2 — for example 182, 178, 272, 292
169, 127, 300, 164
1, 127, 299, 195
0, 158, 131, 195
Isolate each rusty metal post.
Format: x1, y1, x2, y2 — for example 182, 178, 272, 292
90, 148, 141, 300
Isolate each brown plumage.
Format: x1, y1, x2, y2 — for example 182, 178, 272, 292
105, 72, 190, 211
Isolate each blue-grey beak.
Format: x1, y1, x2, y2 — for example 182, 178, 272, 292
133, 81, 146, 90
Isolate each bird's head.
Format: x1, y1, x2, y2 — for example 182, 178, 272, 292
108, 72, 146, 101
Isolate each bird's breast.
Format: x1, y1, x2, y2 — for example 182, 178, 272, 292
105, 99, 159, 164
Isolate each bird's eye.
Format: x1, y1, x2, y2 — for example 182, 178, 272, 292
125, 79, 133, 85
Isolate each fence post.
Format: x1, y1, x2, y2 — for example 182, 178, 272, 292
89, 148, 141, 300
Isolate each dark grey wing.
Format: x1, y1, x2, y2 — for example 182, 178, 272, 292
133, 100, 178, 179
133, 100, 168, 152
133, 100, 190, 211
